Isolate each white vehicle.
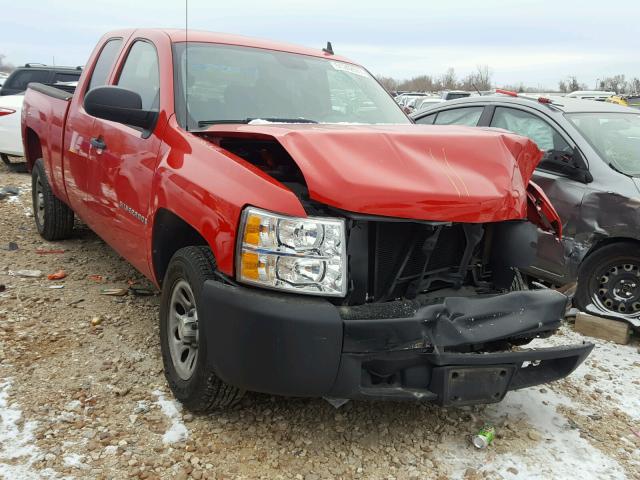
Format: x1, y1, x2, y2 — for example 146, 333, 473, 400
415, 97, 444, 110
0, 93, 24, 164
0, 73, 8, 87
566, 90, 615, 101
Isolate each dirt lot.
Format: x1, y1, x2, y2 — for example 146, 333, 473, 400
0, 161, 639, 480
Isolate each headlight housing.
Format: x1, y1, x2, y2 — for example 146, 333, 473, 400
236, 207, 347, 297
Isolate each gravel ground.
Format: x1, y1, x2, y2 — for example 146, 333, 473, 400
0, 161, 639, 480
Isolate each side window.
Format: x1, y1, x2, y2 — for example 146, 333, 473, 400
53, 72, 81, 84
490, 107, 570, 153
117, 41, 160, 111
87, 39, 123, 91
7, 70, 50, 90
415, 113, 436, 125
433, 107, 483, 126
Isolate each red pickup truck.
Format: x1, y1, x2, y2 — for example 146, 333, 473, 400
22, 28, 591, 411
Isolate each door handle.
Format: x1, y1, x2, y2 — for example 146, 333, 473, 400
90, 137, 107, 152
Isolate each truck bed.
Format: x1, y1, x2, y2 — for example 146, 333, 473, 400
22, 83, 75, 202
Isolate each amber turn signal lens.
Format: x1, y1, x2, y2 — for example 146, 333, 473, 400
243, 214, 262, 246
240, 251, 260, 280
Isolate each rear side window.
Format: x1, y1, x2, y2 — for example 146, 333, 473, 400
7, 70, 50, 90
434, 107, 484, 126
87, 38, 123, 91
53, 72, 81, 83
117, 41, 160, 111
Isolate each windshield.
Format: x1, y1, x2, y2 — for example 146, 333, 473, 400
173, 42, 409, 129
566, 112, 640, 176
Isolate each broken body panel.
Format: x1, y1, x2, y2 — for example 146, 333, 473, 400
197, 124, 561, 234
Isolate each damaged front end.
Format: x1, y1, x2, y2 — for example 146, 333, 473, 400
200, 209, 592, 405
195, 126, 592, 404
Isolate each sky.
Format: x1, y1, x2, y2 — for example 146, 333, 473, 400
1, 0, 639, 89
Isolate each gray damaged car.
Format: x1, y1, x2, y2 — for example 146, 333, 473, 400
413, 95, 640, 326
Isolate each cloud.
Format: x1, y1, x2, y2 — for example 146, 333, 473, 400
0, 0, 638, 88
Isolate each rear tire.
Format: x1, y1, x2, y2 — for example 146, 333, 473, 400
160, 246, 245, 412
575, 242, 640, 316
1, 153, 11, 166
31, 158, 74, 241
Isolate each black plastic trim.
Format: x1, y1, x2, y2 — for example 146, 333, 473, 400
27, 82, 74, 101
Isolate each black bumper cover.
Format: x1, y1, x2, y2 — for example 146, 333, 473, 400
200, 282, 593, 405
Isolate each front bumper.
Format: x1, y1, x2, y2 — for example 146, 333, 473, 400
200, 282, 593, 406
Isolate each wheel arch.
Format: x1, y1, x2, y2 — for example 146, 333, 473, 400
580, 236, 640, 270
151, 208, 212, 286
23, 127, 42, 172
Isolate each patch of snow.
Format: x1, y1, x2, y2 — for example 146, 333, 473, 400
0, 380, 59, 479
442, 388, 627, 479
5, 184, 33, 217
103, 445, 117, 456
134, 400, 150, 414
63, 452, 86, 469
152, 390, 188, 444
64, 400, 82, 412
530, 326, 640, 420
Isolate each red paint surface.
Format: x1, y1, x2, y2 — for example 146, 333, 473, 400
200, 124, 548, 224
22, 28, 562, 286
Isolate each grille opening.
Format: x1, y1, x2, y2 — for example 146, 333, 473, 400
370, 222, 472, 302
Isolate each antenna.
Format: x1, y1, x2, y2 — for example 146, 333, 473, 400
472, 82, 481, 96
322, 42, 334, 55
185, 0, 189, 131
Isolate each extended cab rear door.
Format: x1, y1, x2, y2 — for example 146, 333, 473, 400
63, 36, 126, 228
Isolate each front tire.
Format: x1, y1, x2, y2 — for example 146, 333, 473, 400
160, 246, 244, 412
575, 242, 640, 316
31, 158, 74, 241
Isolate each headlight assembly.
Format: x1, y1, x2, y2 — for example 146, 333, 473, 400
236, 207, 347, 297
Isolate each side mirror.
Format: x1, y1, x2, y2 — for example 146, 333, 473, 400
541, 149, 593, 183
84, 86, 157, 133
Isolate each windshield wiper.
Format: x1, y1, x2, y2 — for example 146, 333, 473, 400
197, 117, 318, 128
197, 119, 249, 127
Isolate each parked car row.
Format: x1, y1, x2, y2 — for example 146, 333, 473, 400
412, 91, 640, 326
395, 91, 473, 114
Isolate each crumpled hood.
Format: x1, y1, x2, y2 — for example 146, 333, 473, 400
203, 123, 543, 222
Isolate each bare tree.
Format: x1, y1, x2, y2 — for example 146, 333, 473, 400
474, 65, 492, 90
439, 68, 457, 90
0, 54, 15, 74
565, 76, 587, 92
377, 75, 399, 92
600, 75, 627, 93
459, 65, 492, 91
558, 80, 568, 93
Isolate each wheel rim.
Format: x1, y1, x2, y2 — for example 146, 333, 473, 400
591, 261, 640, 315
35, 175, 45, 226
168, 279, 199, 380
